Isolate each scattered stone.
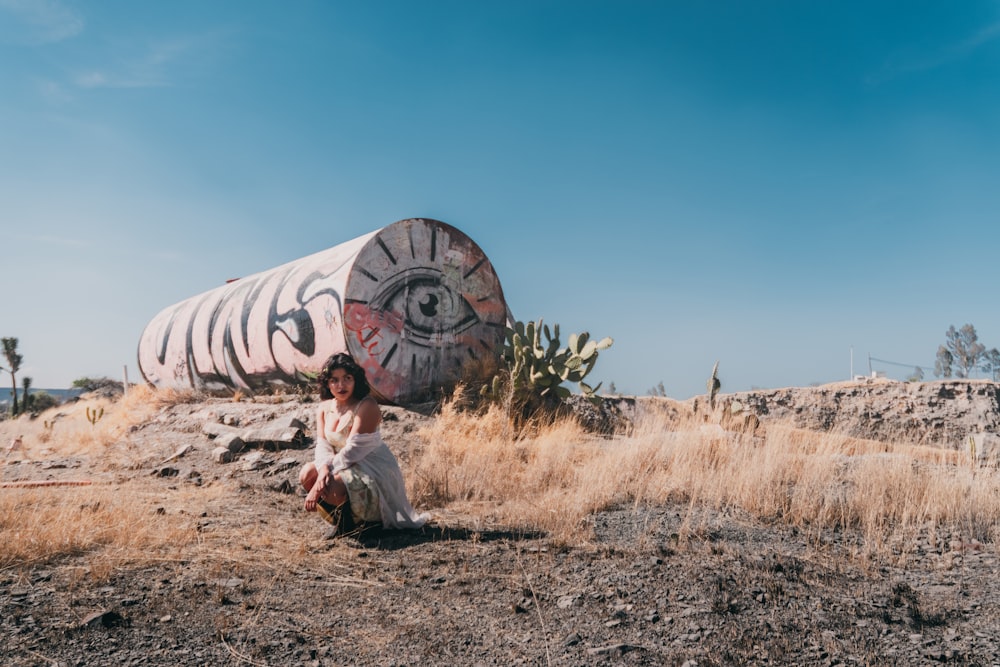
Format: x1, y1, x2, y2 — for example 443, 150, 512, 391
563, 632, 582, 647
241, 452, 269, 471
240, 425, 306, 449
586, 643, 640, 657
270, 479, 295, 494
202, 422, 241, 439
152, 466, 179, 478
212, 447, 232, 464
79, 610, 126, 629
216, 432, 245, 454
557, 595, 580, 609
265, 457, 299, 476
159, 443, 193, 464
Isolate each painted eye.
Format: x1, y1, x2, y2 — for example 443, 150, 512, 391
370, 269, 479, 343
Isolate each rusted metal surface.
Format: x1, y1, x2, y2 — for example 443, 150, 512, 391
137, 219, 508, 404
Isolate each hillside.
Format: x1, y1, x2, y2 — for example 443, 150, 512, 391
1, 379, 999, 665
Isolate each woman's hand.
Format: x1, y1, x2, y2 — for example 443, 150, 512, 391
304, 464, 331, 512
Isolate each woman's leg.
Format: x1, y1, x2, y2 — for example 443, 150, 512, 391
298, 462, 348, 507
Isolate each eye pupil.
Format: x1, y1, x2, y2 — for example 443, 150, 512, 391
418, 294, 439, 317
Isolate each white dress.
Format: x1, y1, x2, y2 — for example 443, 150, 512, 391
316, 406, 429, 529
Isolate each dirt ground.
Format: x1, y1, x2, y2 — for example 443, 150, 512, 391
2, 394, 1000, 666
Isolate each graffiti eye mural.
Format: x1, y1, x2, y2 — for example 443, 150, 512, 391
138, 218, 508, 404
368, 269, 480, 344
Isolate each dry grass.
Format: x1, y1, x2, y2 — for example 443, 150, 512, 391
0, 481, 204, 572
412, 400, 1000, 553
5, 385, 1000, 577
0, 386, 317, 580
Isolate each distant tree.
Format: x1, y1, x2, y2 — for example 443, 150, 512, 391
2, 338, 22, 416
935, 346, 953, 378
982, 348, 1000, 381
906, 366, 925, 382
938, 324, 986, 378
31, 391, 59, 414
28, 391, 60, 412
72, 376, 123, 393
606, 381, 618, 396
648, 381, 666, 397
21, 376, 32, 413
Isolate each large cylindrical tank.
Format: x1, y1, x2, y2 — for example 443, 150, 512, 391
137, 218, 508, 404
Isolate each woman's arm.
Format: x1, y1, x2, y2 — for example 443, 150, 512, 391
350, 396, 381, 435
312, 404, 333, 495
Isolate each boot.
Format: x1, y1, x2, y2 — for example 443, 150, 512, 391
316, 497, 357, 537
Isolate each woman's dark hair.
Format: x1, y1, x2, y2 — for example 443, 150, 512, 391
317, 353, 372, 401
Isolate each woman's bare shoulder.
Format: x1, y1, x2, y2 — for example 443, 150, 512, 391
353, 396, 382, 431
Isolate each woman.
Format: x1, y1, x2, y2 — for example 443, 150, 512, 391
299, 353, 429, 535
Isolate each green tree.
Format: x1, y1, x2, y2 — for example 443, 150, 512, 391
2, 338, 22, 416
935, 346, 953, 378
28, 391, 60, 412
936, 324, 985, 378
982, 348, 1000, 381
72, 376, 123, 393
21, 376, 32, 413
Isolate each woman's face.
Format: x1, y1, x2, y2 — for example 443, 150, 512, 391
327, 368, 356, 402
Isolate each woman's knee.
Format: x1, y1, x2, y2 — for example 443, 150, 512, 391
326, 474, 348, 505
299, 462, 318, 489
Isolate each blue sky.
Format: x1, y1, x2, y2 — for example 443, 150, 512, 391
3, 1, 1000, 398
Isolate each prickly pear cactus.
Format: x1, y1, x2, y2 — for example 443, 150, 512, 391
482, 318, 613, 407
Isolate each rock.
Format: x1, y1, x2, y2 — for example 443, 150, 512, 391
79, 609, 126, 629
240, 425, 306, 449
241, 452, 269, 471
212, 447, 232, 464
159, 444, 193, 464
202, 423, 241, 439
557, 595, 580, 609
563, 632, 582, 646
216, 432, 245, 454
272, 416, 307, 431
587, 643, 640, 657
270, 479, 294, 494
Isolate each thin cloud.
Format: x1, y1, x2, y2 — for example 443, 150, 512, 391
0, 0, 83, 44
34, 77, 73, 103
74, 69, 168, 89
868, 20, 1000, 86
72, 30, 237, 90
22, 234, 92, 247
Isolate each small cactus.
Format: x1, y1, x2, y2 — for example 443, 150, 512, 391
86, 406, 104, 426
707, 361, 721, 409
